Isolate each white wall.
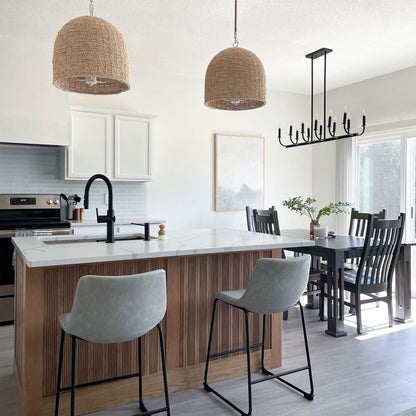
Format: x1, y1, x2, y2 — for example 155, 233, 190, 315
0, 34, 315, 231
69, 59, 314, 230
312, 66, 416, 230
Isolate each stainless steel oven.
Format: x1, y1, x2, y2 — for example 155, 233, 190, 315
0, 194, 71, 324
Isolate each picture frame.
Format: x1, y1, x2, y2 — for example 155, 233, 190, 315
214, 133, 265, 212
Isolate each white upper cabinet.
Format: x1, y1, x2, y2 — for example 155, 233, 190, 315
65, 107, 155, 181
67, 111, 112, 178
114, 115, 153, 180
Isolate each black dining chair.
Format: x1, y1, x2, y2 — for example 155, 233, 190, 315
346, 208, 387, 267
252, 209, 322, 320
253, 208, 281, 235
246, 206, 277, 232
322, 213, 405, 334
348, 208, 387, 237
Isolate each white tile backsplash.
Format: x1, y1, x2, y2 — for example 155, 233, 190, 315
0, 145, 147, 218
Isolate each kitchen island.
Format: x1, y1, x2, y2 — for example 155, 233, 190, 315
12, 228, 313, 416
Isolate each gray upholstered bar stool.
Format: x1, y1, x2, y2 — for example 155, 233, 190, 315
204, 256, 314, 416
54, 270, 170, 416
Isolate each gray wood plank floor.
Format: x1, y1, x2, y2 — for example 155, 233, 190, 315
2, 300, 416, 416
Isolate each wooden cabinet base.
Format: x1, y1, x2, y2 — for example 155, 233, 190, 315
14, 249, 282, 416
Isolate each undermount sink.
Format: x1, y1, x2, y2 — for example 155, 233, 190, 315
43, 235, 155, 245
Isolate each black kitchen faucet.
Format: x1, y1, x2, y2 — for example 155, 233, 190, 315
84, 174, 115, 243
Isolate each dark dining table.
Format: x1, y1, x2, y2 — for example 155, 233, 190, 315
281, 229, 413, 337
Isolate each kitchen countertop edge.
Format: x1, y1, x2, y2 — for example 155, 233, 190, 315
12, 228, 315, 268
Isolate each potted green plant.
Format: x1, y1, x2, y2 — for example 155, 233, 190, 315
282, 196, 351, 236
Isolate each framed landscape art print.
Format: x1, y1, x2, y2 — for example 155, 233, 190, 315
214, 133, 264, 211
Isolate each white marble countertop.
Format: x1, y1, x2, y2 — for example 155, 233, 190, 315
12, 228, 314, 268
69, 217, 165, 227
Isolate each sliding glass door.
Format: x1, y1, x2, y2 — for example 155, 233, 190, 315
354, 134, 416, 293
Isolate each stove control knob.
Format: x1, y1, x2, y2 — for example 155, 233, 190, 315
53, 199, 59, 205
46, 199, 53, 205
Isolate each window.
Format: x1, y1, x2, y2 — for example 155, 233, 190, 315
355, 139, 401, 218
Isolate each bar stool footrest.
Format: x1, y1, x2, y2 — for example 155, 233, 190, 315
203, 382, 250, 416
207, 342, 263, 359
257, 365, 314, 400
132, 406, 168, 416
139, 400, 148, 412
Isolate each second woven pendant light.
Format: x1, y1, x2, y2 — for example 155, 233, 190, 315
204, 0, 266, 111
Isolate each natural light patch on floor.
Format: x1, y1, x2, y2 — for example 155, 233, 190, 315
354, 320, 416, 341
340, 297, 416, 340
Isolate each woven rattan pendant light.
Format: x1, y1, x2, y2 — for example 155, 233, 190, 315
205, 0, 266, 110
53, 0, 130, 95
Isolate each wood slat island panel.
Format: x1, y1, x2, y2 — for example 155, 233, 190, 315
15, 249, 282, 416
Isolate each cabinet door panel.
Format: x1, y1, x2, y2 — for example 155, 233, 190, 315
67, 112, 111, 179
114, 115, 153, 180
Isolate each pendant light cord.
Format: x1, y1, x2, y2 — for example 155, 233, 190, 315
89, 0, 94, 16
233, 0, 239, 47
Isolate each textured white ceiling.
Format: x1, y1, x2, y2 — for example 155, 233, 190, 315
1, 0, 416, 94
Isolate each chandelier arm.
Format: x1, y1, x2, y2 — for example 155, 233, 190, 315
289, 133, 297, 145
327, 125, 336, 138
314, 128, 323, 141
278, 135, 287, 147
343, 122, 350, 135
301, 131, 308, 142
357, 126, 366, 136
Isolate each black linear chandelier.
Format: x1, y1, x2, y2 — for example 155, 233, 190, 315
278, 48, 366, 148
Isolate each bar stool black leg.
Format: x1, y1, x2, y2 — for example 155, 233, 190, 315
244, 310, 252, 415
260, 314, 266, 370
203, 299, 218, 388
70, 336, 77, 416
204, 301, 253, 416
157, 323, 171, 416
54, 329, 65, 416
138, 336, 147, 412
298, 301, 314, 400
